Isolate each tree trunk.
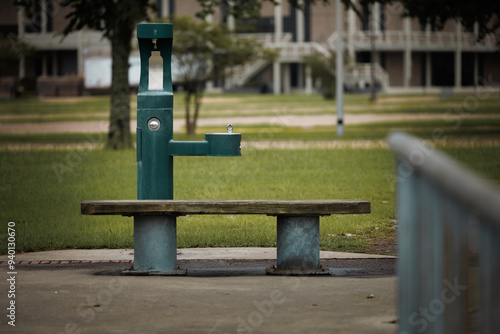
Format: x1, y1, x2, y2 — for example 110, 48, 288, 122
185, 91, 194, 135
370, 34, 377, 102
106, 32, 133, 149
369, 3, 377, 102
192, 90, 203, 133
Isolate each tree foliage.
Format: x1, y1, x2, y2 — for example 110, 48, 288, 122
62, 0, 155, 149
167, 15, 277, 134
196, 0, 264, 20
0, 33, 36, 60
0, 32, 36, 76
303, 50, 337, 99
396, 0, 499, 41
303, 50, 356, 99
15, 0, 155, 150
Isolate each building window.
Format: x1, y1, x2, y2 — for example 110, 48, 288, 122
361, 6, 370, 31
236, 17, 274, 33
431, 52, 454, 86
379, 5, 385, 31
362, 5, 385, 32
156, 0, 175, 18
25, 0, 53, 33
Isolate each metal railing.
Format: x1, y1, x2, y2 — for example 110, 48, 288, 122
272, 41, 329, 61
388, 132, 500, 333
344, 63, 389, 90
228, 35, 329, 86
328, 30, 498, 52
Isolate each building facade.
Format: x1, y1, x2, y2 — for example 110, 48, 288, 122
1, 0, 498, 96
166, 0, 499, 94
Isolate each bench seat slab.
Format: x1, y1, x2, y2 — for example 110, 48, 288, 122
81, 200, 370, 216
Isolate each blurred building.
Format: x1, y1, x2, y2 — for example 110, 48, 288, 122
0, 0, 498, 96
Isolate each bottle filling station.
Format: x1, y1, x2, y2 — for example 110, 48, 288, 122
133, 23, 241, 274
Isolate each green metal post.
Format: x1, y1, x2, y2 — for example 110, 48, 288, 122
136, 23, 174, 200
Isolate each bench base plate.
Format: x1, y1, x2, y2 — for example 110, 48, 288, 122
122, 268, 187, 276
265, 266, 330, 276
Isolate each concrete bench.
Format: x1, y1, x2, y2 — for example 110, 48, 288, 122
81, 199, 370, 275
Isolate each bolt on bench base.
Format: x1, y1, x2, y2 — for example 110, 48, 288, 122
130, 215, 186, 275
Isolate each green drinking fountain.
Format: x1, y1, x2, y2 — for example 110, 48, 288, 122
132, 23, 241, 274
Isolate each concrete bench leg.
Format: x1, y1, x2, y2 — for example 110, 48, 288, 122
267, 215, 329, 275
122, 215, 186, 276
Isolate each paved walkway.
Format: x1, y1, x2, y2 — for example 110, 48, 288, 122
1, 112, 497, 134
0, 248, 398, 333
0, 247, 394, 263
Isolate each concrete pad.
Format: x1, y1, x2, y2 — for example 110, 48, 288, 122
1, 264, 398, 333
0, 248, 395, 262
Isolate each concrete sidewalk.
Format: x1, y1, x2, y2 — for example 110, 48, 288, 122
0, 247, 395, 262
0, 249, 398, 333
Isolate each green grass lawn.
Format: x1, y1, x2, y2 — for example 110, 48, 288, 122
0, 148, 393, 254
0, 96, 112, 116
1, 145, 499, 255
0, 92, 499, 255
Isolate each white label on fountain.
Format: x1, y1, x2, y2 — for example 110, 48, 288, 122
149, 51, 163, 90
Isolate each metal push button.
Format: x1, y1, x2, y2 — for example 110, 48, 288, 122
148, 117, 161, 131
